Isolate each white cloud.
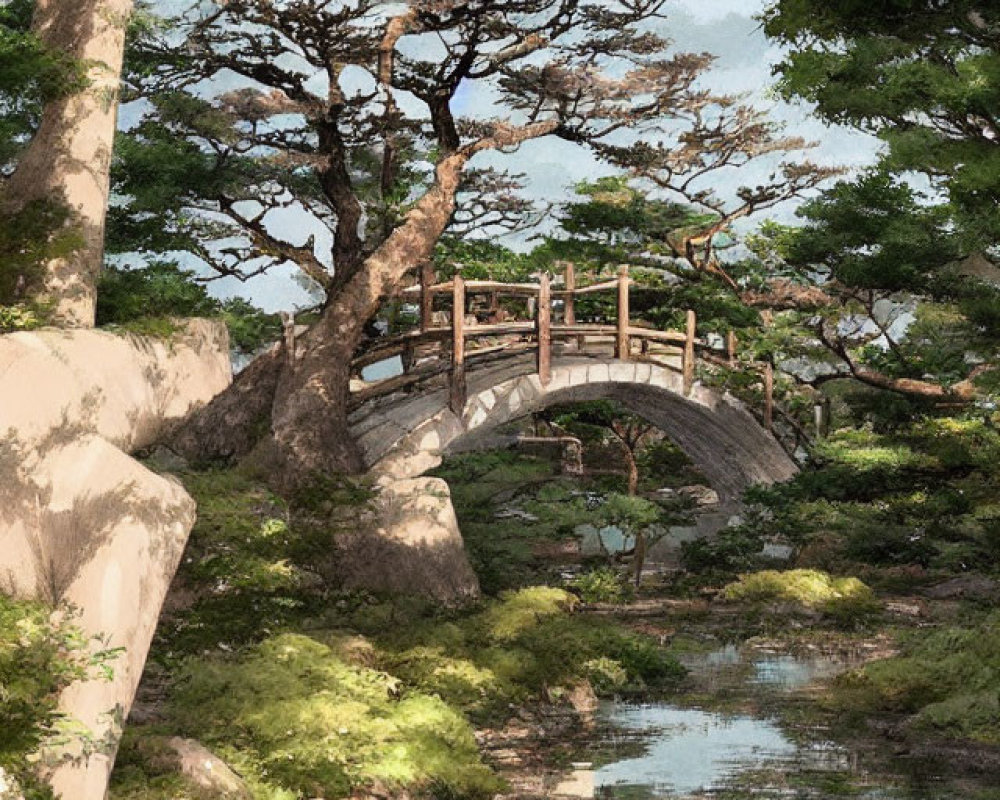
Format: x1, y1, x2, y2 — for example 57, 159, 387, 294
669, 0, 767, 24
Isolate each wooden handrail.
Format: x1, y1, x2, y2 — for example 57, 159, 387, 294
351, 267, 791, 436
352, 324, 720, 372
402, 279, 541, 296
557, 279, 620, 296
401, 277, 624, 297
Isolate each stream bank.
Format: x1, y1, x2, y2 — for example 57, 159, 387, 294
111, 435, 1000, 800
480, 610, 1000, 800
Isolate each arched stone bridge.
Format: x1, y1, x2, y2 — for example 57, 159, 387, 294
350, 352, 798, 503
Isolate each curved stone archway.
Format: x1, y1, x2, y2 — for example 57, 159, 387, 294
355, 357, 798, 502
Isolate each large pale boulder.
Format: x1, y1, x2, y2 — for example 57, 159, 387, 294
0, 319, 231, 451
0, 320, 231, 799
0, 435, 195, 798
336, 477, 479, 603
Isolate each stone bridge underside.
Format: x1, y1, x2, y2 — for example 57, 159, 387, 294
351, 355, 798, 501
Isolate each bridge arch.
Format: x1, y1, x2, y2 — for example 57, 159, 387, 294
354, 357, 798, 502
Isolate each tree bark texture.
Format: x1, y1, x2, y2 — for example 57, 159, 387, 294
3, 0, 133, 327
176, 153, 472, 487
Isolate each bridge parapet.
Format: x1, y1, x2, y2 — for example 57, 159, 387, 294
358, 355, 798, 504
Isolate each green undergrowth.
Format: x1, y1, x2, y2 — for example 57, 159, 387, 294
374, 587, 685, 722
114, 465, 684, 800
147, 468, 347, 661
0, 597, 95, 800
832, 610, 1000, 744
117, 586, 683, 799
723, 417, 1000, 592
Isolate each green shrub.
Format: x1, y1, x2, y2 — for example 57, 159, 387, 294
167, 633, 502, 800
584, 657, 629, 693
0, 596, 94, 798
481, 586, 577, 641
833, 613, 1000, 743
569, 567, 634, 604
722, 569, 880, 623
0, 302, 43, 332
681, 526, 765, 574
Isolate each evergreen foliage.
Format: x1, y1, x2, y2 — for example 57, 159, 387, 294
763, 0, 1000, 250
96, 262, 283, 350
0, 0, 86, 172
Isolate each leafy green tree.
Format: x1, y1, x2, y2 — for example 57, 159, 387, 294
763, 0, 1000, 251
1, 0, 134, 327
759, 3, 1000, 401
540, 399, 658, 496
592, 493, 665, 586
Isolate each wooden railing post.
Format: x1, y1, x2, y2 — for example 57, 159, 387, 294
450, 272, 466, 413
420, 259, 434, 333
562, 261, 584, 351
537, 272, 551, 386
563, 262, 575, 326
727, 330, 738, 368
615, 264, 630, 360
764, 361, 774, 433
683, 309, 697, 395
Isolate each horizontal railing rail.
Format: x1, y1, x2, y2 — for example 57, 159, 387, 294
351, 262, 783, 438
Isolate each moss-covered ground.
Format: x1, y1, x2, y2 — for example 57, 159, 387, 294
110, 461, 685, 800
111, 409, 1000, 798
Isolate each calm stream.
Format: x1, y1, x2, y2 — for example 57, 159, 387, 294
552, 646, 996, 800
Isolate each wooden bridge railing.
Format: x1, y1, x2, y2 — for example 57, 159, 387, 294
352, 263, 775, 432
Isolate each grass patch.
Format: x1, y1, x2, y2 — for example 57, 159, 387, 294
722, 569, 880, 626
834, 611, 1000, 743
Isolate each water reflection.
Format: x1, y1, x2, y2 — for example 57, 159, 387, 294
563, 648, 992, 800
594, 703, 796, 796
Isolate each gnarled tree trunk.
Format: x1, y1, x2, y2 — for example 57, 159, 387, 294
3, 0, 133, 327
174, 153, 472, 486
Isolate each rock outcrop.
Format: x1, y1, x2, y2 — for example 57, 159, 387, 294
165, 738, 251, 798
336, 477, 480, 604
0, 319, 231, 451
0, 320, 231, 799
